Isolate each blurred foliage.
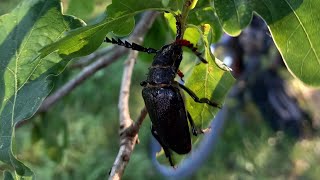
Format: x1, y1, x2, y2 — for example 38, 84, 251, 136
66, 0, 108, 21
0, 0, 21, 15
1, 0, 320, 179
11, 66, 320, 179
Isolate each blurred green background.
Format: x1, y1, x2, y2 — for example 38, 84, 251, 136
1, 0, 320, 179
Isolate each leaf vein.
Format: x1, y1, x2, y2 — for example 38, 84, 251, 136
5, 67, 15, 75
285, 23, 301, 55
232, 0, 241, 27
12, 1, 53, 123
300, 48, 311, 77
119, 0, 135, 13
284, 0, 320, 65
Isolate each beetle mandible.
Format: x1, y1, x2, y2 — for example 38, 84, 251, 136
104, 14, 221, 167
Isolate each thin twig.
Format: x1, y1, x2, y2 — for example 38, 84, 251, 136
108, 11, 159, 180
37, 46, 127, 113
109, 49, 143, 179
117, 50, 138, 129
70, 46, 114, 69
130, 107, 148, 136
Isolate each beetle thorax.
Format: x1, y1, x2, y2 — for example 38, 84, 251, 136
152, 44, 182, 67
146, 44, 183, 85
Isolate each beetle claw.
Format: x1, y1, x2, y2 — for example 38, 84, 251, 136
201, 127, 212, 134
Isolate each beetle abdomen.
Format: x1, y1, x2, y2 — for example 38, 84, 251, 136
142, 86, 191, 154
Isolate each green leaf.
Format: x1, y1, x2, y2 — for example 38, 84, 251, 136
0, 0, 83, 177
213, 0, 320, 86
164, 12, 202, 44
139, 16, 169, 62
185, 28, 235, 132
188, 7, 223, 43
265, 0, 320, 86
213, 0, 252, 36
189, 0, 199, 10
67, 0, 95, 20
166, 0, 184, 11
185, 53, 235, 129
154, 22, 235, 166
39, 0, 172, 59
3, 171, 14, 180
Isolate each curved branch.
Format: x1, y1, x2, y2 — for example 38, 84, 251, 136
37, 46, 127, 113
70, 46, 114, 68
108, 11, 159, 180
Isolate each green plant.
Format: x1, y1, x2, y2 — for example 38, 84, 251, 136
0, 0, 319, 179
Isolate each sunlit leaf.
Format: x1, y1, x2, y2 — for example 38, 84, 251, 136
188, 7, 223, 43
67, 0, 95, 20
155, 15, 235, 166
39, 0, 171, 59
213, 0, 320, 86
0, 0, 84, 177
265, 0, 320, 86
66, 0, 95, 19
185, 27, 235, 131
213, 0, 252, 36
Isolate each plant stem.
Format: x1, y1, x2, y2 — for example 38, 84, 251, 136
179, 0, 198, 37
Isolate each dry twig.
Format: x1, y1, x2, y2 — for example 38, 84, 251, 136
70, 46, 114, 68
37, 46, 127, 113
108, 11, 159, 179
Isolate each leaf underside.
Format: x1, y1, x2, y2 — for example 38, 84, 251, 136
0, 0, 84, 177
213, 0, 320, 86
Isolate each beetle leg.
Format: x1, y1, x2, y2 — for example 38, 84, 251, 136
174, 39, 208, 64
140, 80, 147, 87
177, 69, 185, 83
151, 126, 175, 167
187, 111, 199, 136
187, 111, 212, 136
179, 83, 222, 108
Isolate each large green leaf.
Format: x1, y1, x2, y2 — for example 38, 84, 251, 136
67, 0, 95, 20
39, 0, 174, 59
148, 3, 233, 165
3, 171, 14, 180
185, 26, 235, 132
162, 43, 235, 166
213, 0, 320, 86
0, 0, 84, 177
163, 7, 233, 132
265, 0, 320, 86
214, 0, 252, 36
156, 14, 235, 166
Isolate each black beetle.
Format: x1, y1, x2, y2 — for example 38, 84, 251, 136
104, 15, 220, 166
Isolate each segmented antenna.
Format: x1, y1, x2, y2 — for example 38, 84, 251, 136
104, 37, 157, 54
175, 39, 208, 63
